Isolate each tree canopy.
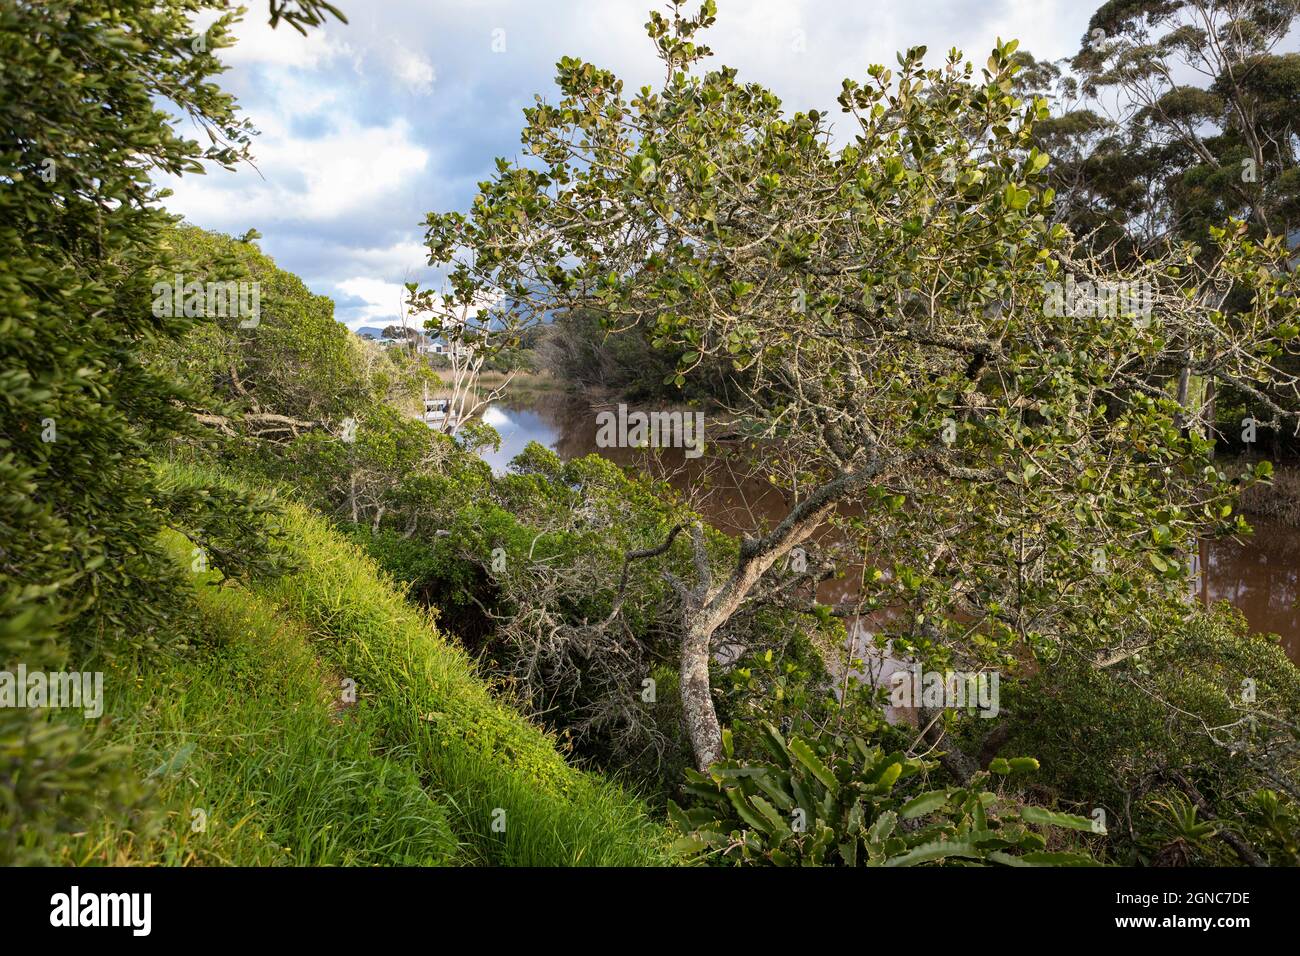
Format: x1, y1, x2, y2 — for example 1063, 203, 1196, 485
420, 0, 1300, 770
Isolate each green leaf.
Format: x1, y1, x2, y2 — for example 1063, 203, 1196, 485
727, 789, 774, 834
885, 839, 984, 866
1015, 851, 1104, 867
668, 835, 710, 856
789, 737, 839, 793
870, 760, 903, 793
752, 772, 797, 811
868, 809, 897, 843
1020, 806, 1098, 832
759, 721, 792, 767
750, 794, 792, 838
666, 799, 693, 832
900, 790, 950, 819
709, 764, 768, 782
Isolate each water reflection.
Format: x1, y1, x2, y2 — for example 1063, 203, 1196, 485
479, 395, 1300, 662
479, 404, 558, 474
1202, 529, 1300, 660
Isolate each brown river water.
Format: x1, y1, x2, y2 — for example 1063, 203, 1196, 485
478, 394, 1300, 664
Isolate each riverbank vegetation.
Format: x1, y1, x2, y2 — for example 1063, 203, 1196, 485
1240, 463, 1300, 527
4, 0, 1299, 868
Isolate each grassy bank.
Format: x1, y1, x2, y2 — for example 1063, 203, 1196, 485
424, 369, 561, 406
52, 461, 670, 866
1238, 460, 1300, 527
54, 538, 462, 866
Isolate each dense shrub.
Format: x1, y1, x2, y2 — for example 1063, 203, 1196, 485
671, 721, 1098, 866
997, 604, 1300, 865
0, 0, 305, 861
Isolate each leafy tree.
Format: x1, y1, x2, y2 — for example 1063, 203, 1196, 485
1071, 0, 1300, 243
1021, 2, 1300, 453
0, 0, 341, 862
1003, 51, 1167, 258
420, 1, 1300, 771
540, 306, 748, 401
150, 225, 424, 444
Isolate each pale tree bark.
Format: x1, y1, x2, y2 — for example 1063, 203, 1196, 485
674, 463, 882, 770
1205, 377, 1217, 460
1175, 361, 1192, 431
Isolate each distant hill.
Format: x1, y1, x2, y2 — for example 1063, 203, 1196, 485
353, 325, 387, 340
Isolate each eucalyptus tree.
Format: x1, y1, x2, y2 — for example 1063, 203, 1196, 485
420, 1, 1300, 771
1072, 0, 1300, 241
1064, 0, 1300, 448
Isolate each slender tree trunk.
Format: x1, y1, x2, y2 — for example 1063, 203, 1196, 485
677, 557, 773, 770
674, 463, 880, 770
1175, 362, 1191, 432
1205, 377, 1217, 459
680, 621, 723, 769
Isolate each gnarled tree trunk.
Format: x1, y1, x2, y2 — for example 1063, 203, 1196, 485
679, 621, 724, 770
674, 463, 881, 771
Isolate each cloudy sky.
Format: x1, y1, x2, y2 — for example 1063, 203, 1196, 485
162, 0, 1097, 330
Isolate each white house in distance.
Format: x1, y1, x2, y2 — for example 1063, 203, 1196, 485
353, 326, 472, 362
414, 332, 472, 361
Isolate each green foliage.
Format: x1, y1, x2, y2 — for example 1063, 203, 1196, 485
268, 0, 346, 35
715, 632, 865, 760
150, 224, 426, 435
422, 0, 1299, 710
670, 721, 1098, 866
542, 308, 741, 402
160, 460, 672, 865
52, 532, 459, 866
1072, 2, 1300, 244
0, 0, 316, 862
999, 604, 1300, 865
348, 442, 712, 774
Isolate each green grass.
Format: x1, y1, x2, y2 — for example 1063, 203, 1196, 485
216, 470, 670, 865
56, 459, 671, 866
54, 548, 461, 866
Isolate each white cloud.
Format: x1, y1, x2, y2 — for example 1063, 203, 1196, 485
390, 44, 436, 95
164, 116, 428, 226
335, 277, 408, 330
160, 0, 1104, 333
350, 240, 432, 276
220, 16, 355, 70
